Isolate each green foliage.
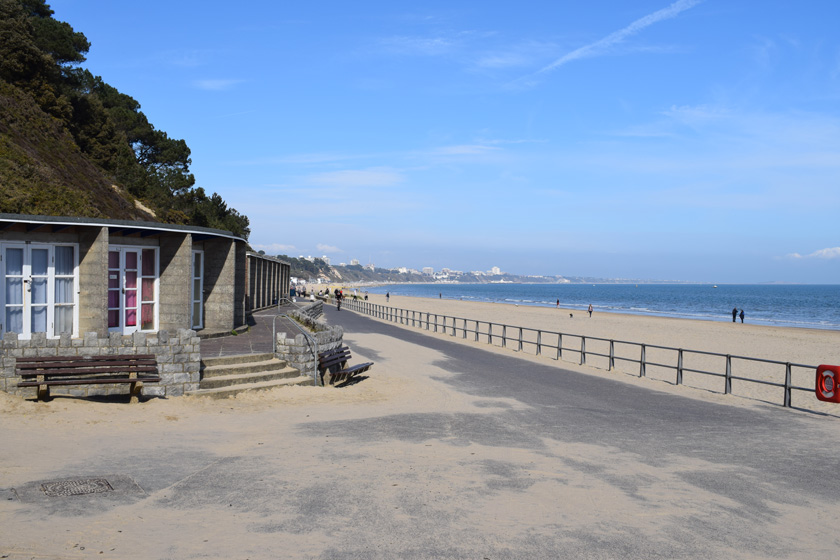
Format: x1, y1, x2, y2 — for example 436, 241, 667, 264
0, 0, 250, 238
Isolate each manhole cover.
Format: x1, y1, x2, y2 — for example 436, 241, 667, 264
41, 477, 114, 497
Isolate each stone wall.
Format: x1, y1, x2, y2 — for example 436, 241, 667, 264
275, 320, 343, 386
1, 329, 200, 399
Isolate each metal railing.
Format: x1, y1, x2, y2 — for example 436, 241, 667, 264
340, 298, 818, 409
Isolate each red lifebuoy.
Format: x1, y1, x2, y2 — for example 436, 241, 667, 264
816, 365, 840, 403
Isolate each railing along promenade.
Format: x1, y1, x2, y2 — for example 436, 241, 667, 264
341, 298, 818, 409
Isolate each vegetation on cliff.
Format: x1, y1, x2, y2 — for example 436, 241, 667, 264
0, 0, 249, 237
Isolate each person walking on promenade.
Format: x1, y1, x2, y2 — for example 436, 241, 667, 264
732, 307, 738, 322
740, 309, 745, 323
588, 304, 593, 318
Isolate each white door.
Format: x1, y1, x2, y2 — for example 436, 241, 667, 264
109, 247, 158, 334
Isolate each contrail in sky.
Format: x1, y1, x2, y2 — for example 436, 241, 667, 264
536, 0, 703, 75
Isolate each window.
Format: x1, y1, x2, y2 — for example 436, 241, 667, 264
191, 250, 204, 329
1, 243, 78, 338
108, 246, 158, 334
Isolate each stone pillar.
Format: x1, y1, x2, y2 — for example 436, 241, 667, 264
158, 234, 191, 332
77, 226, 108, 336
234, 241, 247, 326
203, 238, 241, 331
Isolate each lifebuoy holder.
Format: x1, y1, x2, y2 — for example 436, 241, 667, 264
816, 365, 840, 403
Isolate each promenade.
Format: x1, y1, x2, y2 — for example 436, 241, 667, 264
1, 304, 839, 559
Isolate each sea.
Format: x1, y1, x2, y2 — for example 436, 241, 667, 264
362, 283, 840, 331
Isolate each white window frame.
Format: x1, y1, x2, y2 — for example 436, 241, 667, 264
108, 245, 159, 335
1, 242, 79, 339
191, 250, 204, 330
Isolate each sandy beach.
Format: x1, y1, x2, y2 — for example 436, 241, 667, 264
2, 298, 840, 558
351, 292, 840, 414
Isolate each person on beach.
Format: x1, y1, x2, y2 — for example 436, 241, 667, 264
386, 292, 390, 302
556, 299, 560, 308
588, 304, 593, 318
732, 307, 738, 322
740, 309, 745, 323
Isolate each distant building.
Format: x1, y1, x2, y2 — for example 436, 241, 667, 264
321, 256, 330, 265
350, 259, 360, 266
422, 267, 434, 275
490, 266, 501, 275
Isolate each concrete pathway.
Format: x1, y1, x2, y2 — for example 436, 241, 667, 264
199, 306, 304, 358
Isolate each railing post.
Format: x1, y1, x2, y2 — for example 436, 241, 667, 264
518, 327, 523, 351
475, 321, 480, 342
784, 363, 792, 407
489, 323, 494, 345
557, 333, 562, 360
640, 344, 646, 377
463, 318, 468, 339
580, 336, 586, 365
609, 340, 614, 371
537, 331, 542, 356
725, 355, 732, 394
501, 325, 507, 348
676, 349, 683, 385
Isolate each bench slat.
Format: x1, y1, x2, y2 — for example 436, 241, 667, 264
18, 366, 158, 378
17, 359, 156, 369
16, 354, 156, 363
18, 376, 161, 387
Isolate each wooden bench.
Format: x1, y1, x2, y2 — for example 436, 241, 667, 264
17, 354, 160, 402
317, 345, 373, 386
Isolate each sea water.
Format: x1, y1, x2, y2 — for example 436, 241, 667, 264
363, 283, 840, 331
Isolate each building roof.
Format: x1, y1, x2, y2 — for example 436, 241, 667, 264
0, 213, 246, 242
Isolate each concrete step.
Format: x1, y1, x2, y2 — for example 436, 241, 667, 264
201, 352, 275, 368
201, 357, 289, 378
198, 366, 302, 390
186, 376, 315, 399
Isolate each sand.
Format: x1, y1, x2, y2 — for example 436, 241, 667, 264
353, 293, 840, 414
2, 294, 840, 558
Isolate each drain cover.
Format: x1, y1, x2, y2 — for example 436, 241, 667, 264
41, 477, 114, 497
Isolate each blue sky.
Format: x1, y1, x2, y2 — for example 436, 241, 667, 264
48, 0, 840, 283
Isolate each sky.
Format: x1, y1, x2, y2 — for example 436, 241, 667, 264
47, 0, 840, 283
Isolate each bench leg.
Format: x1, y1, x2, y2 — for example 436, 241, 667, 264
37, 383, 50, 401
129, 381, 141, 404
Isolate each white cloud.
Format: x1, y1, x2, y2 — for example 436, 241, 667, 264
785, 247, 840, 259
304, 168, 404, 188
317, 244, 341, 253
432, 144, 502, 156
193, 79, 244, 91
378, 36, 455, 56
516, 0, 702, 86
251, 243, 296, 254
